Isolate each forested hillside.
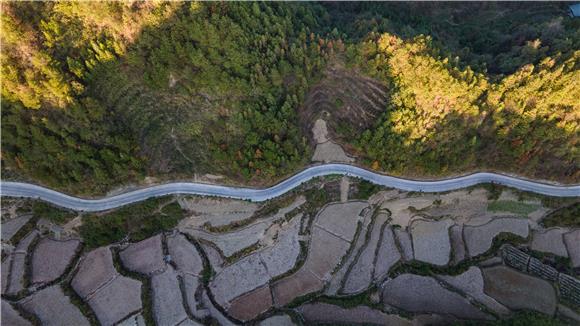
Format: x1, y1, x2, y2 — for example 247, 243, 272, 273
1, 2, 578, 194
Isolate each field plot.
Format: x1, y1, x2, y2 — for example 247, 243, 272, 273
1, 182, 578, 325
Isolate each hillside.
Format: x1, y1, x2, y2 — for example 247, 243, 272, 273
1, 2, 578, 194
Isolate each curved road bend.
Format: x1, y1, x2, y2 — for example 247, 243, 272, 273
1, 164, 579, 212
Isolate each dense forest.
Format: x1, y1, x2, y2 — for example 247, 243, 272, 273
1, 2, 579, 194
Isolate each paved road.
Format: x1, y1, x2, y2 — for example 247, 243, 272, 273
1, 164, 579, 212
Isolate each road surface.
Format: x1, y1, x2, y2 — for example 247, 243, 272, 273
1, 164, 578, 212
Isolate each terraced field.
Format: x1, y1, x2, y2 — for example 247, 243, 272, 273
1, 180, 579, 325
300, 64, 389, 145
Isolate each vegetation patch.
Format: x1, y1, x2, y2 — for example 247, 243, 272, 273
32, 202, 77, 225
541, 202, 580, 228
487, 200, 540, 216
80, 197, 183, 248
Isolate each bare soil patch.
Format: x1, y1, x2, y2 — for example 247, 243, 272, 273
228, 285, 272, 321
31, 238, 80, 285
119, 234, 164, 275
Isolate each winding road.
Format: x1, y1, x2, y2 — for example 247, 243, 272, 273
1, 164, 579, 212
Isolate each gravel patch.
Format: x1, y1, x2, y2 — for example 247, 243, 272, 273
530, 228, 569, 257
312, 141, 355, 163
394, 228, 414, 261
72, 246, 116, 299
340, 176, 350, 202
119, 234, 164, 275
259, 314, 295, 326
437, 267, 510, 316
382, 274, 490, 320
87, 275, 143, 326
228, 285, 272, 321
19, 285, 90, 326
411, 219, 453, 266
463, 218, 529, 257
563, 230, 580, 268
373, 225, 401, 281
450, 225, 466, 264
151, 266, 189, 326
298, 302, 410, 326
315, 202, 366, 243
167, 233, 203, 276
312, 119, 329, 144
482, 266, 557, 315
272, 269, 324, 307
31, 238, 80, 285
2, 299, 31, 326
1, 215, 32, 242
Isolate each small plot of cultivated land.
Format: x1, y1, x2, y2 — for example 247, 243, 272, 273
394, 228, 414, 261
259, 314, 295, 326
178, 197, 258, 228
410, 218, 453, 266
5, 231, 38, 295
272, 202, 364, 305
449, 224, 466, 264
167, 233, 203, 276
380, 196, 435, 227
437, 267, 510, 316
482, 266, 557, 315
2, 299, 31, 326
382, 274, 490, 320
183, 197, 304, 258
272, 269, 323, 307
373, 226, 401, 280
211, 254, 270, 308
72, 247, 117, 298
210, 214, 301, 308
343, 216, 401, 294
87, 276, 143, 326
563, 230, 580, 268
228, 285, 272, 321
314, 202, 367, 241
298, 303, 411, 326
463, 218, 529, 257
151, 266, 189, 326
19, 285, 90, 326
304, 227, 351, 280
530, 228, 569, 257
119, 234, 164, 275
487, 200, 540, 216
182, 274, 207, 320
31, 238, 80, 285
117, 314, 146, 326
72, 246, 142, 326
1, 214, 32, 242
